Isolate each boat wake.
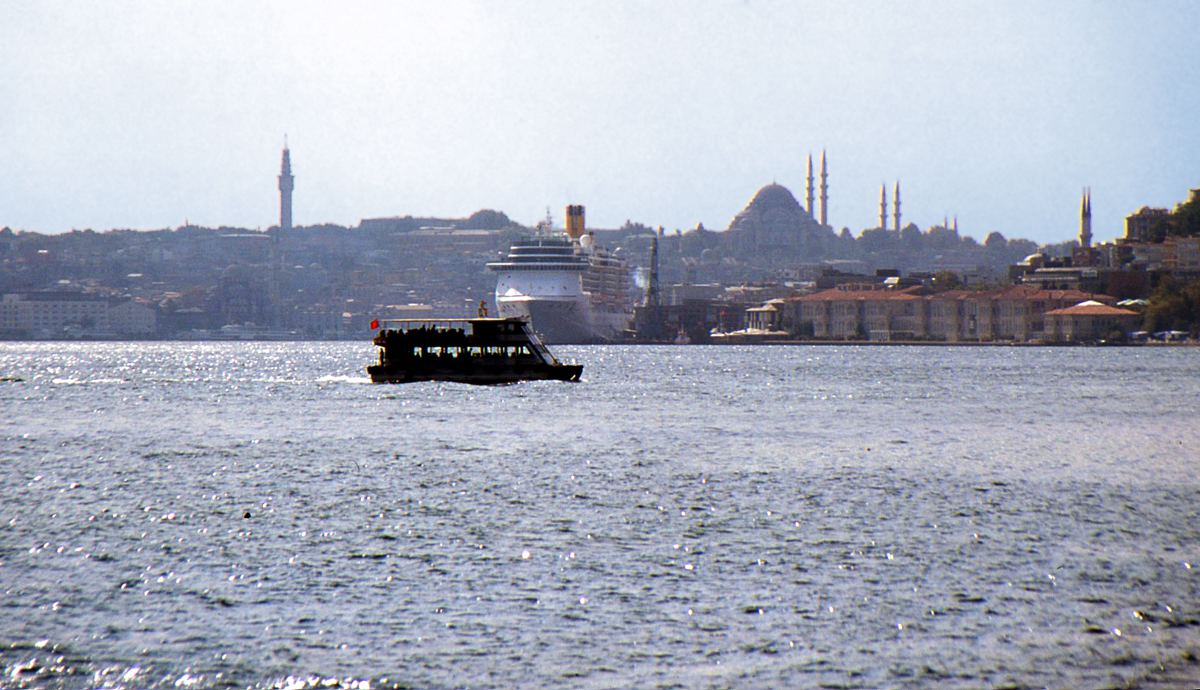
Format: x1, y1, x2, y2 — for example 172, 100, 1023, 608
315, 374, 372, 385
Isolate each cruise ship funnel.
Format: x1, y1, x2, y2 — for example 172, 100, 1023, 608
565, 204, 586, 240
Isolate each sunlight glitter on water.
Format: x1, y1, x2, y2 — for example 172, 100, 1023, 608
1, 343, 1199, 689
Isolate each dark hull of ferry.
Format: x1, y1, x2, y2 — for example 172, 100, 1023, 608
367, 361, 582, 385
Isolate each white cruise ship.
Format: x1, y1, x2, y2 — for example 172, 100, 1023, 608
486, 206, 632, 344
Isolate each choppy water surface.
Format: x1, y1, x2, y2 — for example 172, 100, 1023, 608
1, 342, 1198, 689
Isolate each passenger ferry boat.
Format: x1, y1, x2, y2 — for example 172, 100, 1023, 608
367, 316, 582, 384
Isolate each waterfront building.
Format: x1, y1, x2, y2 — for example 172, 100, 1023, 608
991, 285, 1053, 340
792, 286, 927, 340
781, 284, 1112, 342
955, 285, 1107, 341
745, 299, 784, 331
108, 299, 158, 336
0, 292, 156, 338
1044, 301, 1140, 342
927, 290, 970, 341
0, 292, 109, 337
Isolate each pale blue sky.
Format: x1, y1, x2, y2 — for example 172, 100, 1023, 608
2, 0, 1197, 244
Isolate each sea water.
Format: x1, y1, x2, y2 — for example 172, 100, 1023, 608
1, 342, 1198, 689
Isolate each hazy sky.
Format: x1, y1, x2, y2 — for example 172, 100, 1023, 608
3, 0, 1197, 244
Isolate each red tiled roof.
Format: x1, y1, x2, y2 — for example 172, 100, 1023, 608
789, 285, 1117, 306
992, 285, 1114, 303
1045, 303, 1140, 317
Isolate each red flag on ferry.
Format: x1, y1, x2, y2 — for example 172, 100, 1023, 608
369, 319, 380, 330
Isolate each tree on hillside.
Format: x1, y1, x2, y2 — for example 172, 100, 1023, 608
1040, 240, 1078, 259
463, 209, 513, 230
1143, 277, 1200, 335
984, 231, 1007, 249
1008, 238, 1039, 259
1171, 192, 1200, 237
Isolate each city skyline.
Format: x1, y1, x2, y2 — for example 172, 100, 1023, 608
2, 1, 1198, 244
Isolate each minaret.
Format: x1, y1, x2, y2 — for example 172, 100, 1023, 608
893, 180, 902, 232
879, 184, 888, 229
818, 150, 828, 226
805, 153, 815, 217
278, 140, 294, 233
1079, 187, 1092, 249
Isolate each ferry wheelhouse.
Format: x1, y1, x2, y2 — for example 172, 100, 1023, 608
367, 317, 583, 384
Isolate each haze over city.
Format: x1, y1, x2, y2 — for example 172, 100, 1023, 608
3, 0, 1197, 244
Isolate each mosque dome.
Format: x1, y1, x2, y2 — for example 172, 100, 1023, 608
743, 183, 803, 215
723, 181, 827, 262
1022, 253, 1046, 268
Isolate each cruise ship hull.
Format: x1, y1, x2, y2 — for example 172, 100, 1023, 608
488, 233, 632, 345
496, 296, 627, 344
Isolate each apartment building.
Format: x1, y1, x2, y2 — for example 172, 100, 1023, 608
0, 292, 156, 338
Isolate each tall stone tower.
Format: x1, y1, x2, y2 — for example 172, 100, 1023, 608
819, 150, 828, 226
893, 180, 902, 232
806, 153, 815, 218
278, 142, 294, 233
1079, 187, 1092, 249
269, 141, 293, 330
